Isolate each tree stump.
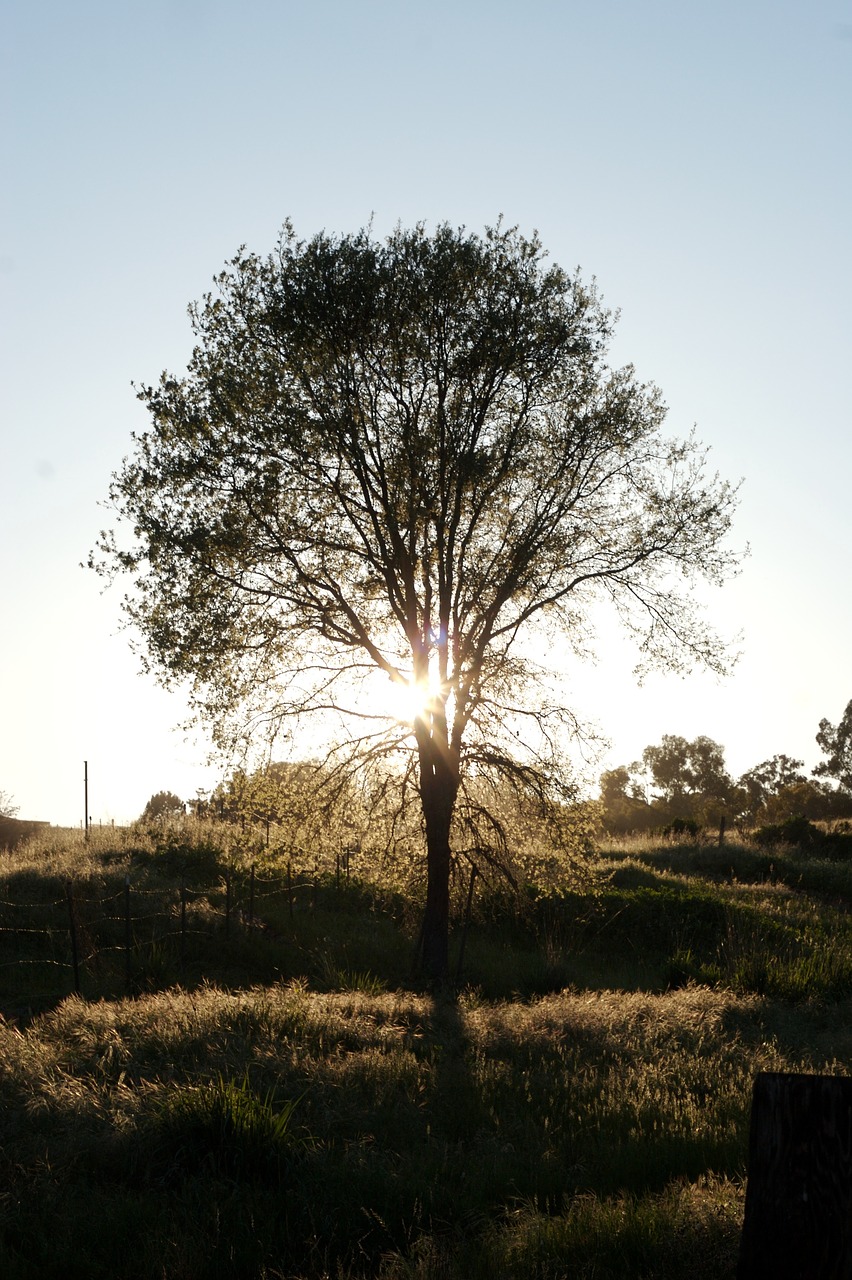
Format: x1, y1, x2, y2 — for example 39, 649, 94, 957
738, 1072, 852, 1279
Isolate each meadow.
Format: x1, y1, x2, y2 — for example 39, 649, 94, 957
2, 822, 852, 1278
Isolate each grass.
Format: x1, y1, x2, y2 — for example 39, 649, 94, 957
2, 823, 852, 1276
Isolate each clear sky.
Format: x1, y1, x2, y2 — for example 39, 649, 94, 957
2, 0, 850, 826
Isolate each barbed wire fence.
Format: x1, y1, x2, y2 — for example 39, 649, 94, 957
0, 857, 354, 1004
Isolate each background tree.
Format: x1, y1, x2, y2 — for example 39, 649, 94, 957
0, 789, 19, 819
737, 754, 807, 822
757, 779, 843, 824
636, 734, 733, 824
599, 767, 632, 809
93, 220, 740, 977
211, 760, 347, 854
140, 790, 185, 821
814, 699, 852, 794
597, 766, 657, 835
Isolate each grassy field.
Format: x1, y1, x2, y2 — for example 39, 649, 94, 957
2, 823, 852, 1278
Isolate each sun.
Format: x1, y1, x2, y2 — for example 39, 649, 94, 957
382, 673, 443, 725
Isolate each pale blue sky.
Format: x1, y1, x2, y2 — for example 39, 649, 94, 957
2, 1, 850, 824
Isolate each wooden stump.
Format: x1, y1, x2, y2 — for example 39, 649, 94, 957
738, 1072, 852, 1279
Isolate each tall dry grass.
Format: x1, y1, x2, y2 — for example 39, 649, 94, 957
3, 977, 852, 1277
3, 823, 852, 1275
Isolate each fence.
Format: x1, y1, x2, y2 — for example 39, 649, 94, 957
0, 861, 333, 1002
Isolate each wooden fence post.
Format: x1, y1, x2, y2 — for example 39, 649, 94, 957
249, 863, 255, 927
738, 1071, 852, 1279
224, 871, 231, 937
287, 860, 293, 920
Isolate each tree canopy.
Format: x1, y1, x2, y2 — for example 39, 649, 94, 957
140, 791, 185, 822
639, 734, 732, 811
599, 730, 852, 834
0, 789, 18, 819
94, 220, 741, 975
738, 754, 807, 821
815, 699, 852, 794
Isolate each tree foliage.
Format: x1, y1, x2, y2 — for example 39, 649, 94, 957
814, 699, 852, 794
141, 791, 185, 822
94, 220, 740, 975
0, 789, 19, 819
737, 754, 807, 821
637, 734, 732, 821
599, 730, 852, 835
600, 735, 737, 833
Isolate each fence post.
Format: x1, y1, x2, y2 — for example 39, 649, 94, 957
249, 864, 255, 928
336, 853, 340, 893
225, 871, 231, 937
718, 813, 727, 846
287, 860, 293, 920
124, 874, 132, 989
65, 881, 81, 995
738, 1071, 852, 1278
312, 860, 318, 911
180, 881, 187, 966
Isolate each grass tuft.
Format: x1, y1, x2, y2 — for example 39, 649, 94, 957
147, 1070, 306, 1182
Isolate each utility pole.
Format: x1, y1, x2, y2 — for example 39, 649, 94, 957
84, 760, 89, 840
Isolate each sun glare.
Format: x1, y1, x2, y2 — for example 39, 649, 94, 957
383, 674, 444, 725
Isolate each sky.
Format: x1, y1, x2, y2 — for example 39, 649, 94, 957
1, 0, 850, 826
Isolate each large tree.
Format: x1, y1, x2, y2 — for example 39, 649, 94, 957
737, 753, 807, 821
636, 734, 733, 820
140, 790, 185, 822
814, 699, 852, 794
93, 221, 740, 977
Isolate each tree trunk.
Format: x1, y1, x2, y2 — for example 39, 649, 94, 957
417, 732, 459, 980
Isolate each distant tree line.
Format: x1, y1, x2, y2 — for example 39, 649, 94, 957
599, 699, 852, 834
141, 699, 852, 848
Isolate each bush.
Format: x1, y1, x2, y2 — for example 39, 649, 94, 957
663, 818, 702, 840
753, 815, 822, 850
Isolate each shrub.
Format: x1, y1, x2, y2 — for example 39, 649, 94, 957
753, 815, 822, 850
663, 818, 702, 840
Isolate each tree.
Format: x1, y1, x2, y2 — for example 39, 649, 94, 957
211, 760, 341, 850
759, 779, 840, 824
599, 766, 631, 809
0, 789, 19, 819
93, 220, 740, 977
737, 754, 807, 822
814, 699, 852, 794
598, 766, 657, 835
637, 734, 733, 821
140, 790, 185, 821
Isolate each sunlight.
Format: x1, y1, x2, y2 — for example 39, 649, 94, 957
382, 673, 444, 725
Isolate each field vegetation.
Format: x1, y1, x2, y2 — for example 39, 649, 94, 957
3, 820, 852, 1277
